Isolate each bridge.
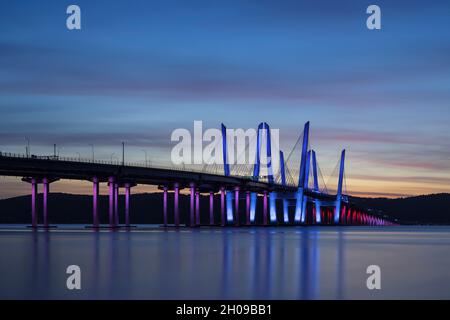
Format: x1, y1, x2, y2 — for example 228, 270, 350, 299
0, 121, 395, 228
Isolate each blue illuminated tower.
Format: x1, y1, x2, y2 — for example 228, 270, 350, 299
221, 123, 230, 177
280, 150, 289, 223
300, 150, 311, 223
250, 122, 274, 223
311, 150, 322, 224
294, 121, 310, 223
334, 149, 346, 224
221, 123, 234, 223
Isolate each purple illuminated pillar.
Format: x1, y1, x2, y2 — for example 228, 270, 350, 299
125, 183, 130, 227
114, 183, 119, 226
195, 190, 200, 226
220, 187, 225, 226
174, 183, 180, 227
209, 191, 214, 225
92, 177, 99, 227
189, 183, 195, 227
42, 178, 49, 227
234, 187, 240, 226
31, 178, 37, 228
246, 191, 250, 225
108, 177, 115, 227
263, 191, 268, 225
163, 186, 168, 226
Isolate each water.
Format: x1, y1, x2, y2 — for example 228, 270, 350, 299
0, 225, 450, 299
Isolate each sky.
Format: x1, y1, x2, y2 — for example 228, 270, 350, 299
0, 0, 449, 198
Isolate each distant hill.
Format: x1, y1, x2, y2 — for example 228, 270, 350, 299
349, 193, 450, 225
1, 192, 449, 225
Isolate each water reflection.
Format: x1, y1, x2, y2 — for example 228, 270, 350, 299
336, 230, 345, 299
3, 226, 450, 299
23, 227, 343, 299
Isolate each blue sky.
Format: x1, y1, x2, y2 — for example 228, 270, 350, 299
0, 0, 450, 198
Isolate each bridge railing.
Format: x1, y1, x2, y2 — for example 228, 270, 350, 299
0, 151, 300, 187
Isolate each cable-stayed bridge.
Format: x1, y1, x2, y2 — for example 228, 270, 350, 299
0, 122, 395, 228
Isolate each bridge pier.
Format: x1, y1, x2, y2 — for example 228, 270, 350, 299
31, 178, 37, 228
269, 192, 277, 224
340, 205, 346, 225
209, 191, 214, 225
114, 183, 119, 226
174, 183, 180, 227
245, 191, 250, 225
195, 189, 200, 226
234, 187, 240, 226
92, 177, 99, 227
220, 187, 225, 226
315, 200, 321, 224
294, 188, 304, 224
42, 178, 49, 227
250, 192, 257, 223
124, 183, 131, 227
346, 207, 351, 224
189, 183, 195, 227
301, 195, 308, 224
163, 186, 168, 226
263, 191, 268, 225
22, 177, 58, 228
283, 198, 289, 224
226, 190, 233, 224
108, 177, 115, 227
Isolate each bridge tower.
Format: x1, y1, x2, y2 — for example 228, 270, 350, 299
279, 150, 289, 223
250, 122, 274, 224
221, 124, 234, 224
311, 150, 322, 224
294, 121, 310, 223
300, 150, 312, 223
221, 123, 230, 177
334, 149, 346, 224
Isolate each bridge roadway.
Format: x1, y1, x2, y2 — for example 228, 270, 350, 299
0, 153, 337, 202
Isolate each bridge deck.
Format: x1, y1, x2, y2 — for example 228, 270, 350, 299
0, 154, 338, 200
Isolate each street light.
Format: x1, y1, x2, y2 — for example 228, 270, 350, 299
89, 144, 94, 162
75, 152, 81, 161
142, 149, 148, 166
110, 153, 116, 162
25, 137, 30, 157
122, 141, 125, 166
